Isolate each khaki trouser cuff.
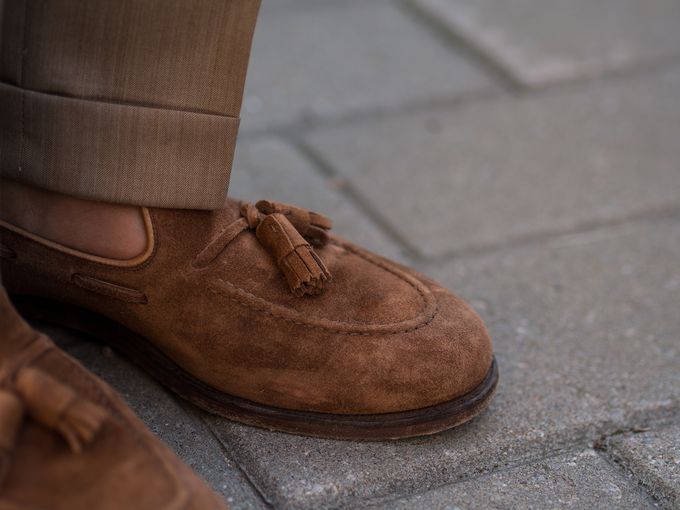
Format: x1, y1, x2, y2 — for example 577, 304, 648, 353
0, 82, 239, 209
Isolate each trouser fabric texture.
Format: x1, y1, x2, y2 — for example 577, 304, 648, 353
0, 0, 261, 209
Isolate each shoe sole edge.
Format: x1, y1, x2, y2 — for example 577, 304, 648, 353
12, 294, 498, 441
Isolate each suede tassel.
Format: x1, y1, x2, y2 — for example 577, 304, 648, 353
255, 213, 331, 297
14, 367, 108, 453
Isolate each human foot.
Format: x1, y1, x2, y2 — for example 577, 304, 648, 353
0, 288, 227, 509
1, 199, 497, 440
0, 179, 148, 260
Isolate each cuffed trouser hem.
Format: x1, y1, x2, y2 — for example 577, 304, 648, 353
0, 82, 239, 209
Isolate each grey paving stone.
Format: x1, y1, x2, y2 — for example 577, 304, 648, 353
240, 0, 495, 132
370, 450, 654, 509
203, 217, 680, 509
230, 137, 406, 261
413, 0, 680, 86
305, 66, 680, 258
607, 426, 680, 508
48, 336, 267, 510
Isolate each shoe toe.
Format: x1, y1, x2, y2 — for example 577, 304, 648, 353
422, 281, 494, 401
359, 276, 494, 414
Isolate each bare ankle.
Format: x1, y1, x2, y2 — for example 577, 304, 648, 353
0, 179, 148, 260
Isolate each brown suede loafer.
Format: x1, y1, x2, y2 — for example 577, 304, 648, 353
0, 288, 227, 510
1, 199, 498, 440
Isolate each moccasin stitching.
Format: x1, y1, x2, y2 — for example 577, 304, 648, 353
214, 287, 438, 337
208, 241, 440, 335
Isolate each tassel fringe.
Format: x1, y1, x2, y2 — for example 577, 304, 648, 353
254, 212, 332, 297
280, 245, 332, 297
15, 367, 108, 453
56, 398, 109, 453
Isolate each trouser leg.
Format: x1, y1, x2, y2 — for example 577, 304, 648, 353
0, 0, 261, 209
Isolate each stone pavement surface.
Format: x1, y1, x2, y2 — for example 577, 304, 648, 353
35, 0, 680, 508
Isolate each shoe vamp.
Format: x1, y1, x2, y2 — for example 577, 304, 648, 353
212, 232, 428, 326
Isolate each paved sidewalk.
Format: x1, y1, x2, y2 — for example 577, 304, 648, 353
45, 0, 680, 508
